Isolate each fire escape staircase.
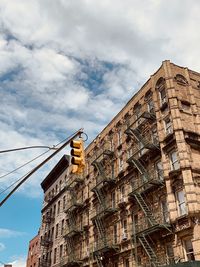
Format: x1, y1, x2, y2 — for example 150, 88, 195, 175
138, 235, 158, 267
126, 128, 159, 151
92, 189, 118, 266
92, 161, 115, 187
134, 193, 156, 226
40, 210, 53, 267
133, 193, 172, 266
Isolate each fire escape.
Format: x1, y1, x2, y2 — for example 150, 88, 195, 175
91, 146, 119, 267
62, 178, 84, 267
39, 209, 54, 267
126, 109, 171, 266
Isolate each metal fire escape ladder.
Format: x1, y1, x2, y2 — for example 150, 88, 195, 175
94, 215, 106, 238
132, 128, 159, 150
40, 209, 52, 267
134, 193, 156, 226
138, 235, 158, 266
93, 187, 106, 243
93, 161, 107, 180
129, 158, 148, 176
93, 188, 105, 208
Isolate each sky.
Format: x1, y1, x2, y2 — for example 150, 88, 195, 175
0, 0, 200, 266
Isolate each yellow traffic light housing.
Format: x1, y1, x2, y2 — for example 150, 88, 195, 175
70, 138, 85, 174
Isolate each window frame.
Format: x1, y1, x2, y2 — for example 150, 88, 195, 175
176, 190, 187, 216
169, 151, 180, 171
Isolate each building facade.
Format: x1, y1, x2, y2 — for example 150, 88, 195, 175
26, 233, 40, 267
39, 60, 200, 267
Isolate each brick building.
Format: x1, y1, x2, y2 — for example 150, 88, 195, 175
26, 233, 40, 267
39, 60, 200, 267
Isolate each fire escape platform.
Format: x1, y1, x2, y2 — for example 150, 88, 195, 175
93, 244, 120, 255
128, 179, 164, 196
63, 229, 83, 238
91, 207, 118, 221
135, 223, 172, 237
161, 262, 200, 267
64, 203, 84, 213
91, 176, 115, 191
61, 260, 82, 267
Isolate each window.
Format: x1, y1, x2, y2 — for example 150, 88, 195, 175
118, 157, 124, 172
57, 201, 60, 214
55, 223, 59, 238
169, 151, 180, 170
53, 248, 57, 264
133, 214, 138, 233
120, 185, 125, 201
155, 160, 163, 180
110, 138, 114, 151
122, 219, 128, 239
176, 190, 187, 216
164, 118, 173, 135
161, 200, 169, 222
59, 180, 62, 191
111, 191, 116, 208
61, 219, 64, 236
55, 184, 58, 194
135, 104, 142, 125
60, 244, 63, 258
118, 130, 122, 145
53, 204, 56, 217
159, 87, 167, 105
166, 244, 175, 264
63, 196, 66, 210
113, 224, 118, 244
152, 127, 158, 144
51, 227, 54, 240
147, 99, 154, 113
125, 259, 129, 267
184, 239, 195, 261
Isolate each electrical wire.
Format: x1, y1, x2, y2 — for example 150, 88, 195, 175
0, 134, 80, 179
0, 171, 31, 195
0, 128, 84, 207
0, 149, 51, 179
0, 129, 84, 197
0, 145, 56, 154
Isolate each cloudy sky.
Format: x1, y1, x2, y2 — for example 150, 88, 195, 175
0, 0, 200, 266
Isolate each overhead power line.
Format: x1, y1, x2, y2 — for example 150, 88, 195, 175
0, 128, 84, 207
0, 145, 57, 154
0, 134, 76, 180
0, 149, 51, 179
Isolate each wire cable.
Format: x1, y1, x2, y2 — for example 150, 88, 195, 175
0, 131, 83, 180
0, 171, 31, 195
0, 145, 57, 154
0, 149, 51, 179
0, 129, 84, 202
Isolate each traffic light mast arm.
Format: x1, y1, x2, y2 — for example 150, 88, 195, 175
0, 128, 84, 207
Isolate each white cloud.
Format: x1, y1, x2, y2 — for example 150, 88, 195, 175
0, 256, 26, 267
0, 228, 26, 238
0, 242, 5, 251
0, 0, 200, 198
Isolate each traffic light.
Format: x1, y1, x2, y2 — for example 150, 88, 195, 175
70, 138, 85, 174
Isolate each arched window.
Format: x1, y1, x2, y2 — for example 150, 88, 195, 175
156, 77, 167, 105
174, 74, 188, 85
